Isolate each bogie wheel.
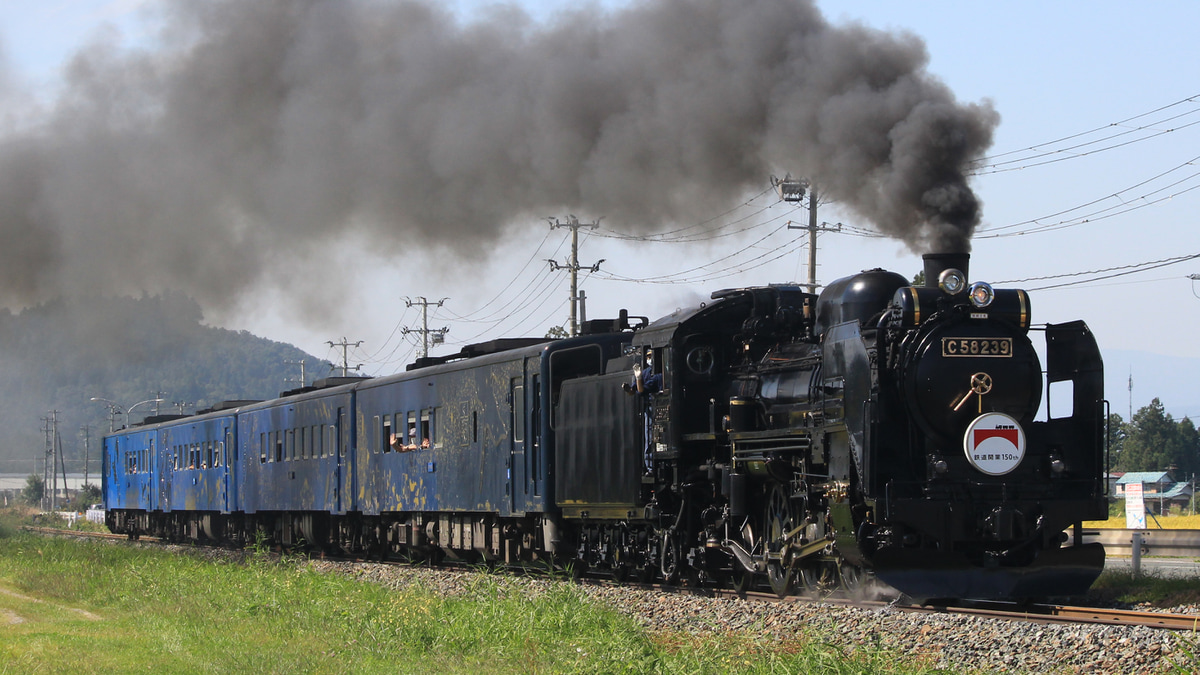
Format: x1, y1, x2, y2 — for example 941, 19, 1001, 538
764, 483, 796, 598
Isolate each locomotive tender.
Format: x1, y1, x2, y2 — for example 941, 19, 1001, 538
104, 252, 1107, 600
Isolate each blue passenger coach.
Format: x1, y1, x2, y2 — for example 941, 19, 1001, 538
103, 320, 638, 563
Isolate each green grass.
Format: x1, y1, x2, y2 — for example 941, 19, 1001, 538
0, 523, 953, 675
1090, 568, 1200, 608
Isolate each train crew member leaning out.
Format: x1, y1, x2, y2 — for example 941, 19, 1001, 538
624, 350, 662, 472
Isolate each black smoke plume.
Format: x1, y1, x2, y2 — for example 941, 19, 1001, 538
0, 0, 997, 313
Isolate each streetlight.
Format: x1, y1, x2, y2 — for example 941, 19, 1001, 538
89, 397, 165, 431
90, 397, 125, 432
126, 399, 165, 425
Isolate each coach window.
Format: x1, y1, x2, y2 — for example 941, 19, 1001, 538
260, 433, 267, 464
300, 426, 309, 460
313, 425, 322, 458
381, 415, 392, 453
216, 441, 224, 468
275, 432, 284, 463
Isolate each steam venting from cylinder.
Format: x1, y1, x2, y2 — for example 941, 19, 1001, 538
0, 0, 997, 318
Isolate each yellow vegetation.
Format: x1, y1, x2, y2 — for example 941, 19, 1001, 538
1082, 514, 1200, 529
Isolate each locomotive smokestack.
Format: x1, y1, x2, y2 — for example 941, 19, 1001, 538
923, 252, 970, 288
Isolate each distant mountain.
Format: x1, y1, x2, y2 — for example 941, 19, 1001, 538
0, 293, 331, 476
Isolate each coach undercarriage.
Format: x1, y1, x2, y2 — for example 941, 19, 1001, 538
106, 498, 867, 596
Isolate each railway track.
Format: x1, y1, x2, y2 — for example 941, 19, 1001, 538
903, 599, 1200, 632
23, 525, 1200, 632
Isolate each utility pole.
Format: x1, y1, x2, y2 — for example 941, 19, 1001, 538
1128, 369, 1133, 422
775, 176, 840, 294
403, 297, 449, 359
41, 410, 63, 511
80, 425, 90, 488
284, 359, 307, 388
56, 418, 68, 505
151, 391, 167, 417
326, 338, 363, 378
41, 415, 52, 511
547, 216, 604, 337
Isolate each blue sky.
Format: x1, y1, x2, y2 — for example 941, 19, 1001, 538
1, 0, 1198, 418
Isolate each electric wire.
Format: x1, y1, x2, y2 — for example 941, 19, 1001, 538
593, 187, 777, 242
978, 155, 1200, 236
998, 252, 1200, 291
969, 94, 1200, 172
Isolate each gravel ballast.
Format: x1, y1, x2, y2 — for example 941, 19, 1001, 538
307, 559, 1195, 674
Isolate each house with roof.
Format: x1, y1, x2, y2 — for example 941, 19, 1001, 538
1115, 471, 1194, 514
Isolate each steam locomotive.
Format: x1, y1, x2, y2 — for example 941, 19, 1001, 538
104, 252, 1107, 600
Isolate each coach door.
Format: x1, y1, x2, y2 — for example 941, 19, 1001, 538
510, 378, 525, 513
222, 427, 233, 513
158, 432, 171, 511
336, 407, 351, 513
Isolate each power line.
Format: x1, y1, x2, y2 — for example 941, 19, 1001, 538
998, 252, 1200, 291
977, 155, 1200, 237
969, 94, 1200, 174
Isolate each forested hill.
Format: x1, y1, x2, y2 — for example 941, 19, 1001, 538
0, 292, 332, 475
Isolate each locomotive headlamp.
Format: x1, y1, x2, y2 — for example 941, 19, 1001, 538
1050, 454, 1066, 474
968, 281, 995, 308
929, 455, 949, 474
938, 269, 967, 295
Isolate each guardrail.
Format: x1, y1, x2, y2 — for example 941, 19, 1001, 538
1071, 528, 1200, 557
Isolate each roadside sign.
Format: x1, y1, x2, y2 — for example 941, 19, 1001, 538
1125, 481, 1146, 529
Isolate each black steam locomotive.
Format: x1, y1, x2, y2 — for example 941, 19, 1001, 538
104, 252, 1107, 600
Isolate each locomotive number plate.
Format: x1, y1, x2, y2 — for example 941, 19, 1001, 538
942, 337, 1012, 357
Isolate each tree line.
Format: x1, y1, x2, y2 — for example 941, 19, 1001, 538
1108, 398, 1198, 478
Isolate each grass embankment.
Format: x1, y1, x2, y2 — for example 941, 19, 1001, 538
0, 520, 943, 674
1091, 569, 1200, 609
